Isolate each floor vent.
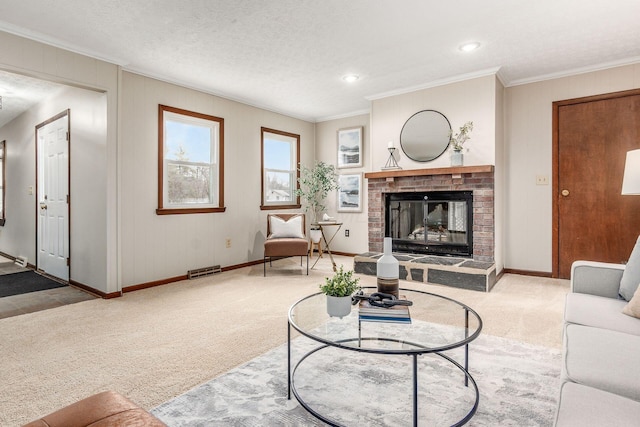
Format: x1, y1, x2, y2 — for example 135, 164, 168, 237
15, 256, 27, 267
188, 265, 221, 279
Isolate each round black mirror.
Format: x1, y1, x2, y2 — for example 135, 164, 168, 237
400, 110, 451, 162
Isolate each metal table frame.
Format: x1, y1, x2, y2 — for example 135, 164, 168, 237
287, 287, 483, 427
310, 222, 342, 272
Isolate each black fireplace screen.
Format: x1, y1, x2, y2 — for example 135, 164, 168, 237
385, 191, 473, 257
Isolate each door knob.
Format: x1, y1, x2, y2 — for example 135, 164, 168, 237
40, 202, 48, 210
561, 189, 570, 197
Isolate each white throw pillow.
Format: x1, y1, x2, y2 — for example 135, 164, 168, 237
269, 215, 305, 239
622, 282, 640, 319
620, 235, 640, 301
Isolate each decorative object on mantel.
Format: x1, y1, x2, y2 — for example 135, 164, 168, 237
449, 121, 473, 167
376, 237, 399, 298
382, 140, 401, 170
399, 110, 451, 162
320, 265, 360, 318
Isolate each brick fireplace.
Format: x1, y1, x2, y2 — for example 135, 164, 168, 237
365, 165, 495, 262
356, 165, 497, 291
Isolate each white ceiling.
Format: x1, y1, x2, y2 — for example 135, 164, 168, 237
0, 0, 639, 123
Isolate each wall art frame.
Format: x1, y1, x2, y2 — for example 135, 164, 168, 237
337, 173, 362, 212
337, 126, 363, 168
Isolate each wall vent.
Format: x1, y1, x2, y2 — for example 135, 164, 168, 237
188, 265, 221, 279
15, 256, 27, 267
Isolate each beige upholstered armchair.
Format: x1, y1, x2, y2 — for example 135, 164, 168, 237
264, 213, 309, 276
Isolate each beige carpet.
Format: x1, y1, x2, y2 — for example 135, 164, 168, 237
0, 255, 569, 426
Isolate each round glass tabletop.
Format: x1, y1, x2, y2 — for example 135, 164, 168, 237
288, 287, 482, 355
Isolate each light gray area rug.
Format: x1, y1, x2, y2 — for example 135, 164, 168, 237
152, 331, 561, 426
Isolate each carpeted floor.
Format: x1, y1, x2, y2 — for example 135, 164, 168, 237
0, 271, 66, 298
0, 256, 569, 426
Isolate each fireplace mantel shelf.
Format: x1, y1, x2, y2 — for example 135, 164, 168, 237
364, 165, 493, 180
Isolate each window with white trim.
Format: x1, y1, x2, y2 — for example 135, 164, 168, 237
157, 105, 224, 215
261, 127, 300, 209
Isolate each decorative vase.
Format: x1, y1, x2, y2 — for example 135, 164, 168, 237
451, 150, 463, 166
309, 229, 322, 244
326, 295, 352, 318
376, 237, 399, 298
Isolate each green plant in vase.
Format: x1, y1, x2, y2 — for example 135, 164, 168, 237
295, 161, 339, 226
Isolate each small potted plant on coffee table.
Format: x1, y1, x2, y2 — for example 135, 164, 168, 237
320, 265, 360, 318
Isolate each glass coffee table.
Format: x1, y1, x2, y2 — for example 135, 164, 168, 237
287, 287, 482, 426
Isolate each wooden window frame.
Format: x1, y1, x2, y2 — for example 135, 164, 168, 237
260, 127, 301, 210
157, 105, 225, 215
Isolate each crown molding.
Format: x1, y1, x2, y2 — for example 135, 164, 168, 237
0, 21, 127, 66
315, 109, 371, 123
122, 66, 317, 123
365, 67, 503, 101
506, 56, 640, 87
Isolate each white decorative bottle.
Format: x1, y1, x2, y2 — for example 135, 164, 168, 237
377, 237, 399, 297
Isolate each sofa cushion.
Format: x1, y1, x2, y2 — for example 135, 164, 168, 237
620, 235, 640, 301
555, 382, 640, 427
564, 293, 640, 336
562, 324, 640, 401
623, 283, 640, 319
269, 214, 305, 239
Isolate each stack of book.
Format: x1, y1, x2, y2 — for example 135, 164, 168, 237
358, 296, 411, 324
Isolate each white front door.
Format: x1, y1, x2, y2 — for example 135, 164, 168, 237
36, 111, 70, 281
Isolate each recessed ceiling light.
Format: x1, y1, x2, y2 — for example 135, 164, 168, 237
459, 42, 481, 52
342, 74, 360, 83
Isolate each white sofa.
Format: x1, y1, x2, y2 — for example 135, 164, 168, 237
555, 236, 640, 426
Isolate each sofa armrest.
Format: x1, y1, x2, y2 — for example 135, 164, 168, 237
570, 261, 625, 298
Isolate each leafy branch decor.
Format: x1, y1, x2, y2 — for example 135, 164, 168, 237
449, 121, 474, 152
295, 161, 339, 225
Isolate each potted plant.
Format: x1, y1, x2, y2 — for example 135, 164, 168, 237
295, 161, 339, 242
320, 265, 360, 318
449, 121, 473, 166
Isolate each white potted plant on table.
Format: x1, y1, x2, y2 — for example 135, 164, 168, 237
320, 265, 360, 318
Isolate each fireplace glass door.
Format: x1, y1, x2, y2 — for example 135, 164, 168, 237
386, 192, 473, 256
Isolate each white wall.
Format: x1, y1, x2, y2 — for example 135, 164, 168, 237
504, 63, 640, 272
0, 86, 107, 288
0, 30, 118, 293
119, 72, 315, 287
371, 75, 498, 169
315, 114, 370, 254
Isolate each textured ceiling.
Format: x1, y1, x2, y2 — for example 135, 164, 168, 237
0, 0, 639, 122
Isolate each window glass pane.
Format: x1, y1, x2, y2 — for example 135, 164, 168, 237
265, 171, 293, 202
167, 163, 212, 204
165, 120, 213, 163
264, 138, 291, 170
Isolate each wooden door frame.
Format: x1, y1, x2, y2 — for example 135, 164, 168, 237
552, 88, 640, 277
35, 109, 71, 278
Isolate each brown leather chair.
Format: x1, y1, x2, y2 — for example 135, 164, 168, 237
264, 213, 309, 276
23, 391, 166, 427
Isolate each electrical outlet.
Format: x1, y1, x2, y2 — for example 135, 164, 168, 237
225, 238, 231, 248
536, 175, 549, 185
345, 229, 350, 237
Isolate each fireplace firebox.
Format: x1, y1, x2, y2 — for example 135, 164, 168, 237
385, 191, 473, 257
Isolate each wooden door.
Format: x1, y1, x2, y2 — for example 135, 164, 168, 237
554, 90, 640, 278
